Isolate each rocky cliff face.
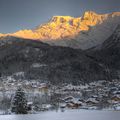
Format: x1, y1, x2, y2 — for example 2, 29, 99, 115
1, 11, 120, 49
48, 11, 120, 49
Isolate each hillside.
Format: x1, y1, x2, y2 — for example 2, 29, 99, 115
86, 25, 120, 79
0, 36, 107, 84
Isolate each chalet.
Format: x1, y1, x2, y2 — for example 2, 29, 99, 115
66, 102, 82, 109
111, 96, 120, 101
27, 102, 33, 111
63, 96, 74, 103
86, 98, 99, 105
38, 86, 48, 93
113, 91, 120, 95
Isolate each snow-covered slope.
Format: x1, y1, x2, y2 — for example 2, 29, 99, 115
0, 11, 120, 49
102, 24, 120, 49
47, 11, 120, 49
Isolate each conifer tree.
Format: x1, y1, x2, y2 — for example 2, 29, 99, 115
11, 87, 28, 114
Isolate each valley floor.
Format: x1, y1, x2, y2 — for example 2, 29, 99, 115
0, 109, 120, 120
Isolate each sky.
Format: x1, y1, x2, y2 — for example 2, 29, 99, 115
0, 0, 120, 33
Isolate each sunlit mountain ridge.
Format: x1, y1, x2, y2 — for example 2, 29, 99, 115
0, 11, 120, 49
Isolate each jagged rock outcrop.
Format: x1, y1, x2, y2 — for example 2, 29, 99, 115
0, 11, 120, 49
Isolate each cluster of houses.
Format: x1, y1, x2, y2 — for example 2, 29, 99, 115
55, 80, 120, 110
0, 74, 120, 111
0, 75, 48, 94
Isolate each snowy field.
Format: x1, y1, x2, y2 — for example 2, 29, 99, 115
0, 110, 120, 120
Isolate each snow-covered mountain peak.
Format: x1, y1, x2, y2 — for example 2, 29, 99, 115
82, 11, 98, 18
110, 12, 120, 17
0, 11, 120, 49
50, 16, 74, 23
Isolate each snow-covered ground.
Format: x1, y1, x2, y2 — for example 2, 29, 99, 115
0, 110, 120, 120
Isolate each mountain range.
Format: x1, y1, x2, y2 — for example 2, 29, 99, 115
0, 11, 120, 49
0, 11, 120, 84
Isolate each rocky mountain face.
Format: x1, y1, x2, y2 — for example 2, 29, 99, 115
102, 24, 120, 49
100, 25, 120, 71
86, 25, 120, 79
1, 11, 120, 49
48, 11, 120, 49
